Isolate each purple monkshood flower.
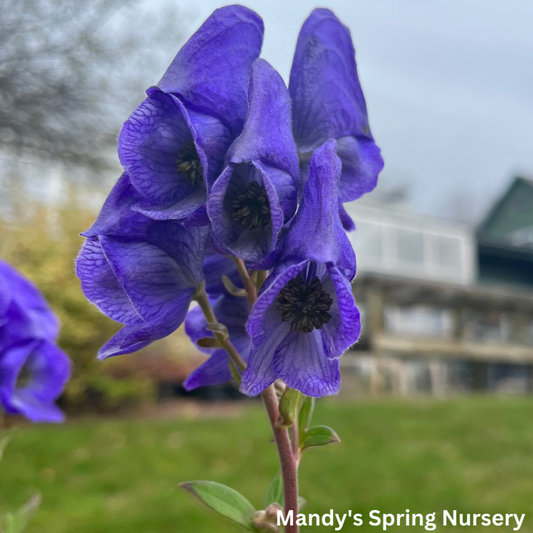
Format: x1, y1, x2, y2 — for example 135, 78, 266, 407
207, 59, 299, 264
184, 294, 250, 390
118, 5, 264, 224
240, 140, 361, 398
76, 173, 209, 359
0, 260, 71, 423
290, 8, 384, 230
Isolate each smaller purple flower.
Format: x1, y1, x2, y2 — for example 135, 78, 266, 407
0, 260, 70, 423
76, 173, 209, 359
183, 294, 250, 390
241, 140, 360, 398
118, 5, 265, 223
207, 59, 299, 264
289, 8, 384, 230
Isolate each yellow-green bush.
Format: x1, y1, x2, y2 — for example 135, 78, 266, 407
0, 192, 157, 412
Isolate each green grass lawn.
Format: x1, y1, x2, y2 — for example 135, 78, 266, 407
2, 397, 533, 532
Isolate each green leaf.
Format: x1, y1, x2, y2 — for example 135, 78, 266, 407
298, 497, 307, 511
1, 493, 41, 533
300, 425, 340, 451
178, 481, 257, 531
298, 396, 315, 437
277, 388, 305, 428
262, 472, 283, 508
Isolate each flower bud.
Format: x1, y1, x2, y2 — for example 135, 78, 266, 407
253, 507, 281, 532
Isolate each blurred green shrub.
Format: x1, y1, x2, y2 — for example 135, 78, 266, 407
0, 192, 157, 413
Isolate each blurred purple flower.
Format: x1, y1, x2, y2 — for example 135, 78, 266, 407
241, 140, 360, 397
289, 8, 384, 230
118, 5, 264, 223
184, 294, 250, 390
76, 173, 209, 359
0, 260, 70, 423
207, 59, 299, 263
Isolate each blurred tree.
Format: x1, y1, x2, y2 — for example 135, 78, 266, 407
0, 0, 199, 413
0, 0, 185, 172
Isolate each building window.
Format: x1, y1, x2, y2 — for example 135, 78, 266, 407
397, 228, 424, 265
434, 234, 462, 269
462, 311, 511, 343
384, 305, 454, 338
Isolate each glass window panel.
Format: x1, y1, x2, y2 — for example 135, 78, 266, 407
384, 305, 453, 338
462, 311, 512, 342
435, 235, 461, 269
397, 228, 424, 264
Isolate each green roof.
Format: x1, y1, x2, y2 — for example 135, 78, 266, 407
478, 177, 533, 248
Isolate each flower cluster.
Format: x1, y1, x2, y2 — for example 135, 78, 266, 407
76, 6, 383, 397
0, 260, 71, 422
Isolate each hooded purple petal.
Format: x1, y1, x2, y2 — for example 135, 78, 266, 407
158, 5, 264, 137
207, 59, 298, 263
273, 330, 340, 397
320, 264, 361, 359
290, 8, 383, 201
228, 59, 299, 183
82, 173, 144, 239
336, 135, 383, 203
77, 179, 209, 358
98, 292, 193, 360
77, 229, 205, 359
76, 239, 138, 324
98, 236, 195, 323
282, 139, 356, 277
118, 89, 212, 219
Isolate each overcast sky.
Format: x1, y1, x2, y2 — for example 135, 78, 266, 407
168, 0, 533, 224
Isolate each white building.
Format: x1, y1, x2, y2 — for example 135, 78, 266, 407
344, 199, 476, 286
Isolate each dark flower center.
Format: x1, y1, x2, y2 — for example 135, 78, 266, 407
276, 274, 333, 333
177, 141, 204, 186
230, 181, 271, 230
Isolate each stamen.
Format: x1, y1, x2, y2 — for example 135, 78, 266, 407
177, 141, 204, 186
276, 274, 333, 333
230, 181, 271, 230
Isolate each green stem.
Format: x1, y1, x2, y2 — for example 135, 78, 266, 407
194, 287, 247, 372
261, 386, 300, 533
231, 257, 257, 307
255, 269, 268, 289
230, 258, 299, 533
